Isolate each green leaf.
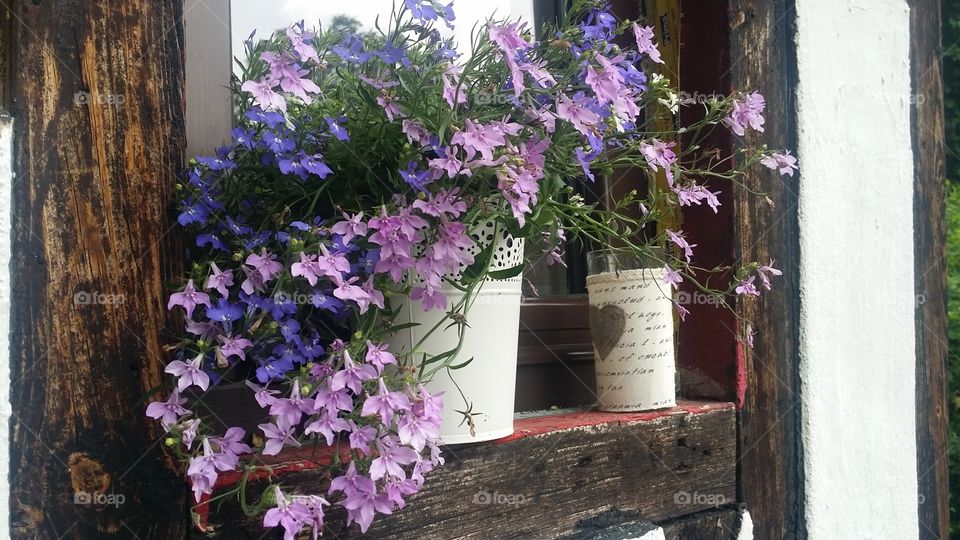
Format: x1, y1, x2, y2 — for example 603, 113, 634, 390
487, 263, 524, 280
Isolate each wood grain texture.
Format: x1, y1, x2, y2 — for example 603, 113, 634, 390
727, 0, 805, 538
6, 1, 188, 538
194, 405, 737, 539
908, 0, 949, 537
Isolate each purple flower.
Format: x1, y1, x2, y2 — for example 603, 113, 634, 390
640, 139, 677, 185
146, 389, 189, 428
165, 353, 210, 391
270, 380, 314, 427
399, 162, 434, 193
756, 260, 783, 290
304, 410, 350, 446
263, 486, 311, 540
181, 418, 201, 450
300, 153, 333, 178
168, 279, 211, 319
325, 116, 350, 141
316, 244, 351, 280
291, 252, 322, 286
362, 378, 412, 425
761, 151, 798, 177
724, 92, 766, 136
397, 411, 439, 452
287, 23, 320, 64
632, 24, 664, 64
451, 119, 508, 161
259, 419, 301, 456
246, 249, 284, 282
348, 421, 378, 454
313, 381, 355, 415
370, 436, 419, 481
665, 229, 696, 263
441, 64, 467, 108
178, 199, 210, 226
365, 341, 397, 373
329, 461, 376, 497
330, 212, 368, 245
556, 93, 601, 137
735, 276, 761, 297
217, 334, 253, 361
575, 147, 597, 182
294, 494, 329, 540
210, 427, 252, 458
206, 298, 244, 323
333, 276, 374, 314
341, 486, 394, 533
663, 265, 683, 290
241, 79, 287, 113
330, 350, 379, 394
204, 262, 234, 297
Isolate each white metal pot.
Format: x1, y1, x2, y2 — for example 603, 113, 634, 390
586, 267, 677, 412
388, 222, 524, 444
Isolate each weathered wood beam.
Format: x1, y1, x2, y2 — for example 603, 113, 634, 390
908, 0, 949, 537
195, 403, 737, 539
728, 0, 805, 538
5, 1, 188, 538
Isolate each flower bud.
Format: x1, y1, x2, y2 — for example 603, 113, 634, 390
165, 437, 177, 447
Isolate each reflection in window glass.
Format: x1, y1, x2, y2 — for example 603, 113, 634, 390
230, 0, 534, 66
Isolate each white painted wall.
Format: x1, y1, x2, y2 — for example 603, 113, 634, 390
794, 0, 919, 537
0, 116, 13, 539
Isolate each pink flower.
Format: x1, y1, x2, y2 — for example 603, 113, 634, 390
269, 380, 314, 427
210, 427, 252, 458
632, 24, 664, 64
303, 410, 350, 446
756, 260, 783, 290
291, 252, 322, 286
640, 139, 677, 185
365, 342, 397, 374
333, 276, 373, 313
259, 419, 301, 456
724, 92, 766, 136
165, 353, 210, 392
488, 21, 533, 57
585, 54, 626, 104
240, 78, 287, 113
263, 486, 311, 540
217, 334, 252, 361
735, 276, 761, 296
204, 262, 234, 297
441, 63, 467, 108
451, 119, 507, 161
168, 279, 210, 319
146, 389, 189, 428
369, 436, 419, 481
663, 265, 683, 289
330, 212, 368, 245
316, 244, 351, 280
556, 93, 601, 137
761, 151, 798, 177
286, 24, 320, 64
665, 229, 696, 263
330, 350, 378, 394
246, 250, 284, 282
362, 378, 413, 426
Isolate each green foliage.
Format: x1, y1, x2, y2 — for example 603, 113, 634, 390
944, 1, 960, 534
949, 183, 960, 536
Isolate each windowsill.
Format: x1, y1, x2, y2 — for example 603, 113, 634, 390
195, 400, 737, 538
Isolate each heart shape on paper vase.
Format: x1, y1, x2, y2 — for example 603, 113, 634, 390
589, 303, 627, 360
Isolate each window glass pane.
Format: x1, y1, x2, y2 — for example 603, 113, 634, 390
230, 0, 534, 67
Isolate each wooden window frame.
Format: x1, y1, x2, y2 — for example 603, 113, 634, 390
4, 0, 947, 537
